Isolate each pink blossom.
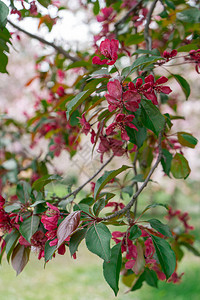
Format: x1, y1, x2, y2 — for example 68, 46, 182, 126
96, 7, 114, 22
106, 114, 137, 141
163, 49, 177, 61
92, 39, 119, 65
188, 49, 200, 73
142, 75, 172, 105
78, 112, 91, 135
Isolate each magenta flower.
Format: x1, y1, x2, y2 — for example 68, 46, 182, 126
106, 114, 137, 141
92, 39, 119, 65
78, 112, 91, 135
96, 7, 114, 22
188, 49, 200, 74
142, 75, 172, 105
97, 136, 125, 163
105, 79, 141, 112
105, 79, 123, 111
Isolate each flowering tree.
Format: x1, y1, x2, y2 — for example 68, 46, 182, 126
0, 0, 200, 295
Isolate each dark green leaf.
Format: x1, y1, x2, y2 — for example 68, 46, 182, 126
19, 215, 40, 242
122, 56, 162, 77
164, 0, 175, 10
37, 0, 51, 8
144, 269, 158, 288
140, 99, 165, 136
151, 235, 176, 279
131, 272, 145, 291
171, 153, 191, 179
44, 241, 57, 262
85, 223, 111, 262
5, 230, 20, 262
148, 219, 172, 237
94, 165, 131, 200
0, 1, 9, 29
11, 244, 30, 275
126, 122, 147, 148
69, 229, 87, 256
161, 149, 173, 176
172, 74, 190, 100
16, 181, 32, 204
32, 174, 62, 191
66, 90, 90, 120
129, 225, 142, 240
93, 198, 106, 216
103, 243, 122, 296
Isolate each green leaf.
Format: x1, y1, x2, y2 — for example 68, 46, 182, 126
5, 230, 20, 262
148, 219, 172, 237
94, 165, 131, 200
142, 203, 169, 215
32, 174, 62, 191
131, 272, 145, 291
16, 181, 32, 204
0, 1, 9, 29
144, 269, 158, 288
171, 153, 191, 179
66, 90, 90, 120
161, 149, 173, 176
164, 0, 175, 10
180, 242, 200, 257
19, 215, 40, 243
151, 235, 176, 279
122, 55, 162, 77
4, 203, 21, 213
103, 243, 122, 296
37, 0, 51, 8
85, 223, 111, 262
129, 225, 142, 240
172, 74, 190, 100
177, 8, 200, 23
126, 121, 147, 148
140, 99, 165, 136
93, 198, 106, 216
93, 0, 100, 15
69, 229, 87, 256
177, 132, 198, 148
44, 241, 57, 262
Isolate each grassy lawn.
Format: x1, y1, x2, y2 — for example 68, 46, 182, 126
0, 245, 199, 300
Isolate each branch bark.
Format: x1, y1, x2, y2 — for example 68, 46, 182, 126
8, 19, 80, 62
101, 130, 163, 221
114, 0, 143, 29
52, 154, 114, 201
144, 0, 159, 51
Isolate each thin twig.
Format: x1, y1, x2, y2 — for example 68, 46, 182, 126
101, 130, 163, 221
52, 154, 114, 201
114, 0, 143, 29
8, 19, 79, 62
144, 0, 159, 51
132, 150, 139, 216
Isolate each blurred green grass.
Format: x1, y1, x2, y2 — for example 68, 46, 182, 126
0, 246, 199, 300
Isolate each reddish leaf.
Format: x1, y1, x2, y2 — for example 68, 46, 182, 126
11, 243, 30, 275
57, 211, 81, 249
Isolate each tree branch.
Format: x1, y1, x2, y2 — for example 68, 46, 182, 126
102, 130, 163, 221
144, 0, 159, 51
114, 0, 143, 29
8, 19, 79, 62
52, 154, 114, 201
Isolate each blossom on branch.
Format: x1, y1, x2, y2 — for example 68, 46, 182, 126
92, 39, 119, 65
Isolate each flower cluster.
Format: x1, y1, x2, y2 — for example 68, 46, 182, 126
92, 39, 119, 65
166, 207, 194, 233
